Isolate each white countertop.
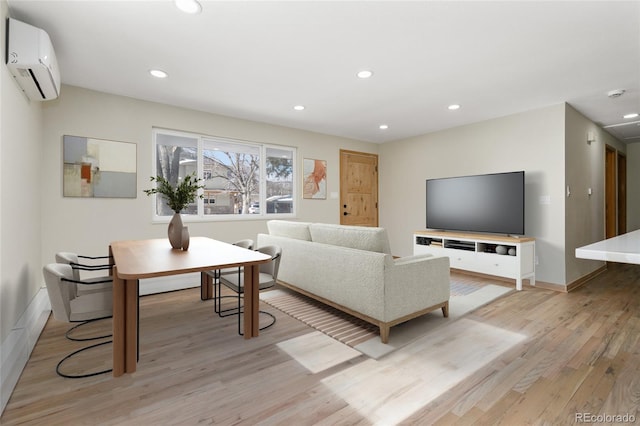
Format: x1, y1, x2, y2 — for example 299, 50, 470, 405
575, 229, 640, 265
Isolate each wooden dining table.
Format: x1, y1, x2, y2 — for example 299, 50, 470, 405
109, 237, 272, 377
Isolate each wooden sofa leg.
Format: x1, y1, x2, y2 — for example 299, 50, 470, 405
442, 301, 449, 318
380, 325, 390, 344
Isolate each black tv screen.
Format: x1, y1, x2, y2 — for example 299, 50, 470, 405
426, 171, 525, 235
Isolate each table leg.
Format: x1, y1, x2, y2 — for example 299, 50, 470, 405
112, 266, 125, 377
200, 271, 212, 300
112, 268, 139, 377
243, 264, 260, 338
125, 279, 138, 373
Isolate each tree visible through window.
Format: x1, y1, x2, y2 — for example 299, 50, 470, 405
203, 140, 260, 215
152, 129, 296, 219
155, 133, 198, 216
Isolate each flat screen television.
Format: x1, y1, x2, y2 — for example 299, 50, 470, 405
426, 171, 525, 236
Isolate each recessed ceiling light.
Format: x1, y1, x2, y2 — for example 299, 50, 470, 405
293, 105, 305, 111
357, 70, 373, 79
448, 104, 461, 110
379, 124, 389, 130
149, 69, 168, 78
175, 0, 202, 14
623, 113, 639, 119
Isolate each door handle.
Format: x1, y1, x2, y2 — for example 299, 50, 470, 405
343, 212, 350, 216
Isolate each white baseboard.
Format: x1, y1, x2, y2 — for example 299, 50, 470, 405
1, 288, 51, 415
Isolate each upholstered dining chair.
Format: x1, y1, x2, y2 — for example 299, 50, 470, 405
42, 263, 113, 378
203, 239, 254, 312
55, 251, 113, 296
218, 245, 281, 335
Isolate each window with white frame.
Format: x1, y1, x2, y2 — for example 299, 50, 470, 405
152, 128, 296, 220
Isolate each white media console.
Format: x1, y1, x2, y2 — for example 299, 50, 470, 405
413, 230, 536, 290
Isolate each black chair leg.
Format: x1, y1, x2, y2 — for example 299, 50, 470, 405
236, 304, 276, 336
56, 340, 113, 379
220, 268, 276, 336
236, 290, 276, 336
65, 316, 112, 341
214, 270, 219, 314
215, 269, 242, 318
260, 311, 276, 331
238, 286, 242, 335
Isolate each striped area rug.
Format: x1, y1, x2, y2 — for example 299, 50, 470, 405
261, 278, 491, 350
261, 290, 379, 347
450, 279, 484, 296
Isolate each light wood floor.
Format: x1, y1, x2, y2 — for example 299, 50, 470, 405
2, 265, 640, 425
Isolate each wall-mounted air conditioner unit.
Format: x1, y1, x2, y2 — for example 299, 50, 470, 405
6, 17, 61, 101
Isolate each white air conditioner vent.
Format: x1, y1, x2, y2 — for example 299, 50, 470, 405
6, 18, 61, 101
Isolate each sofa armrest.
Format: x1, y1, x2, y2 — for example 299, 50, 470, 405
383, 255, 450, 321
390, 253, 433, 266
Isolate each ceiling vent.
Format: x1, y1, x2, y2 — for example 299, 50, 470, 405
6, 18, 61, 101
607, 89, 625, 98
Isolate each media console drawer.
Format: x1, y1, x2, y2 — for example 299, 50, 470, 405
475, 252, 518, 277
413, 231, 535, 291
447, 250, 476, 269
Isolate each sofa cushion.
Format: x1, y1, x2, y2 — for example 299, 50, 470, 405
267, 220, 312, 241
309, 223, 391, 254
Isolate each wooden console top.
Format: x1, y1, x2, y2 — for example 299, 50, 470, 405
415, 230, 535, 243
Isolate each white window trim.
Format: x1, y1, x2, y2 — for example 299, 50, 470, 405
150, 128, 297, 223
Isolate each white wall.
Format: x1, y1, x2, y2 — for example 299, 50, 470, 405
378, 104, 566, 285
564, 104, 626, 284
40, 85, 378, 266
628, 143, 640, 232
1, 0, 48, 412
0, 1, 44, 348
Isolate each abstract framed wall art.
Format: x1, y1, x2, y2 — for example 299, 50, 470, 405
63, 135, 137, 198
303, 158, 326, 199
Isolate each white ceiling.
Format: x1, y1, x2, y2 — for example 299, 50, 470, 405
6, 1, 640, 144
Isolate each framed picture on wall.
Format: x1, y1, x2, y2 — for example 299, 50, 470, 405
303, 158, 327, 199
63, 135, 137, 198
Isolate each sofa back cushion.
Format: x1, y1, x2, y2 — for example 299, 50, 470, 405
267, 220, 312, 241
309, 223, 391, 254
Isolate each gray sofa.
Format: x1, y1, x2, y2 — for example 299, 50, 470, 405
257, 220, 450, 343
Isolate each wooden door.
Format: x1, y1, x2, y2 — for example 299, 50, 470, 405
617, 152, 627, 235
340, 150, 378, 227
605, 145, 616, 238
